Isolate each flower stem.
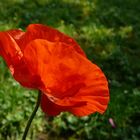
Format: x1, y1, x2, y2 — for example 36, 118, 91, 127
22, 90, 41, 140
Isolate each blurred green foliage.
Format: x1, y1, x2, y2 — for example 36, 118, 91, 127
0, 0, 140, 140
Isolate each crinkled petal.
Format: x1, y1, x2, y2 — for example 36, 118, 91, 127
68, 96, 109, 116
41, 94, 86, 116
24, 39, 109, 116
41, 93, 64, 116
0, 32, 22, 66
0, 32, 43, 89
18, 24, 86, 56
7, 29, 25, 41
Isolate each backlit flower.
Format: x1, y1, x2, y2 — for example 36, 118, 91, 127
0, 24, 109, 116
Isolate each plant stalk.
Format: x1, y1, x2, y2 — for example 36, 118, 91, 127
22, 90, 41, 140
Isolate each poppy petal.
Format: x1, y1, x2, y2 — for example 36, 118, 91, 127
41, 93, 86, 116
41, 93, 64, 116
0, 32, 22, 67
7, 29, 24, 41
0, 32, 43, 89
18, 24, 86, 56
24, 39, 109, 116
68, 96, 109, 116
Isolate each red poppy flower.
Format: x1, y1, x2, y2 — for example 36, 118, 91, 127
0, 24, 109, 116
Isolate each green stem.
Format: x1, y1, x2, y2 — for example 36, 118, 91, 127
22, 90, 41, 140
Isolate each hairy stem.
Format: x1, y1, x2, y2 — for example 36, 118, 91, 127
22, 90, 41, 140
